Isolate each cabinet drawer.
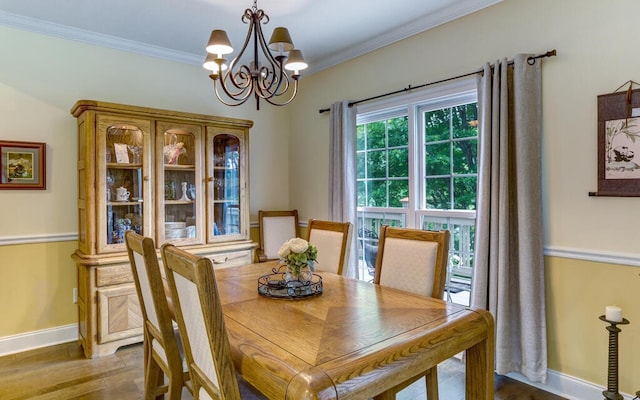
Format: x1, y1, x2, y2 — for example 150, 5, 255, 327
96, 264, 133, 287
207, 250, 252, 269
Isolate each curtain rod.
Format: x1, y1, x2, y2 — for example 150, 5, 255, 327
318, 49, 556, 114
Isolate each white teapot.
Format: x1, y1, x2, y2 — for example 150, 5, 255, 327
116, 186, 130, 201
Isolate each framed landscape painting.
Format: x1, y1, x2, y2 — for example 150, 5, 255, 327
0, 140, 46, 190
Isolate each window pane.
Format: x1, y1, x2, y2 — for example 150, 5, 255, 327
388, 116, 408, 147
366, 121, 386, 149
425, 142, 450, 176
453, 176, 477, 210
425, 177, 451, 209
367, 180, 388, 207
367, 150, 386, 178
389, 148, 408, 178
357, 181, 366, 207
452, 138, 477, 174
452, 103, 478, 139
425, 109, 450, 142
356, 125, 365, 150
389, 179, 409, 207
357, 152, 366, 179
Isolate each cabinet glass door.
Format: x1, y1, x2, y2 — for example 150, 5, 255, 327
158, 123, 203, 245
102, 120, 149, 251
208, 131, 245, 241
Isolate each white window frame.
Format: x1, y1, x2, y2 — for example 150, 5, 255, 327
355, 78, 478, 292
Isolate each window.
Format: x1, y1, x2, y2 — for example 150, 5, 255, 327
355, 79, 477, 305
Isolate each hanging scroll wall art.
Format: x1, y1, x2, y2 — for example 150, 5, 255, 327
591, 83, 640, 197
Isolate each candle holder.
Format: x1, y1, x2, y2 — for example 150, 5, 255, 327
599, 315, 630, 400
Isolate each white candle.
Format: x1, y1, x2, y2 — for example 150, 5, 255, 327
605, 305, 623, 322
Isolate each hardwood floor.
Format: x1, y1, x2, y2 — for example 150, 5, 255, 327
0, 341, 567, 399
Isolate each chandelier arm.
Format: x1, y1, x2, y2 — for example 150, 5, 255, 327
212, 80, 252, 107
218, 75, 254, 102
212, 60, 254, 102
219, 63, 253, 97
254, 21, 280, 94
262, 79, 299, 107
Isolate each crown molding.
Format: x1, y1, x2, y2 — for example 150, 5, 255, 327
308, 0, 503, 73
0, 10, 202, 65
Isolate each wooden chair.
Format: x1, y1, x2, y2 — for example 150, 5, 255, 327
257, 209, 298, 262
161, 244, 266, 400
305, 219, 352, 275
372, 226, 450, 400
124, 231, 190, 400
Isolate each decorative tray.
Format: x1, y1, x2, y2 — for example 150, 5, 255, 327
257, 266, 323, 299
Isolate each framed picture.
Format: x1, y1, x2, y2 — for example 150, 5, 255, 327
595, 88, 640, 196
0, 140, 46, 190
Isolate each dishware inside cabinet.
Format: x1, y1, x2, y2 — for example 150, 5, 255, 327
162, 128, 198, 242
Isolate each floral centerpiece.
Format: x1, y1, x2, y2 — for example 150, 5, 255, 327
278, 238, 318, 281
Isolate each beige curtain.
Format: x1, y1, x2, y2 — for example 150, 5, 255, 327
471, 55, 547, 383
328, 101, 358, 279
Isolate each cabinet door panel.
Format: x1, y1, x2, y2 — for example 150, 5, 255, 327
206, 126, 249, 243
98, 115, 152, 254
156, 121, 204, 246
97, 285, 142, 344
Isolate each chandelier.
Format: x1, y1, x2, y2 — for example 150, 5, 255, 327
203, 0, 308, 110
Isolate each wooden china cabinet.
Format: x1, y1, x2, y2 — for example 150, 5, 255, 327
71, 100, 255, 358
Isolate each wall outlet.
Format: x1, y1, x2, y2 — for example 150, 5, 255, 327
72, 288, 78, 304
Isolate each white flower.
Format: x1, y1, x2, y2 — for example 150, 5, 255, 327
288, 237, 309, 253
279, 237, 318, 276
278, 242, 291, 258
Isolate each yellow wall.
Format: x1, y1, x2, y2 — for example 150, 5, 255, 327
0, 241, 77, 336
1, 0, 640, 395
546, 257, 638, 393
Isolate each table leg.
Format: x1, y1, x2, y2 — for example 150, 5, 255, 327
465, 313, 495, 400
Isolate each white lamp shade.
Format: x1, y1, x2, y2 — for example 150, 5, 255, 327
284, 49, 308, 74
268, 27, 294, 52
206, 30, 233, 55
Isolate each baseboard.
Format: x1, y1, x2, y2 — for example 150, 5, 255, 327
507, 369, 636, 400
0, 324, 78, 357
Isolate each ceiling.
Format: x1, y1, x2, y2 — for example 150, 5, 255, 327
0, 0, 501, 75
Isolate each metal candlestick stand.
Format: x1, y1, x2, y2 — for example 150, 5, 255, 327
599, 315, 630, 400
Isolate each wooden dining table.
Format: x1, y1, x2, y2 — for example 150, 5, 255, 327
214, 261, 495, 400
